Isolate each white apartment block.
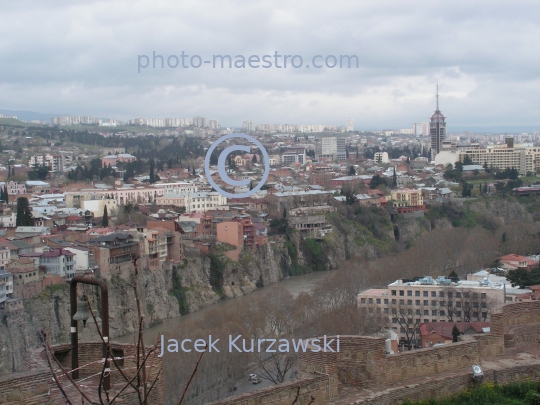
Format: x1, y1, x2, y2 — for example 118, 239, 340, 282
184, 192, 227, 213
358, 276, 505, 338
29, 154, 64, 173
208, 119, 220, 130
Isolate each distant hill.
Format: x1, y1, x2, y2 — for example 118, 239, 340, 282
449, 125, 539, 134
0, 109, 61, 123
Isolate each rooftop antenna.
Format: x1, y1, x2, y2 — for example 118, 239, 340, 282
436, 83, 439, 111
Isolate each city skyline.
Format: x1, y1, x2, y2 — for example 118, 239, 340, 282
0, 1, 538, 128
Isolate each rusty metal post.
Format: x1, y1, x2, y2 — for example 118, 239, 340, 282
70, 275, 110, 391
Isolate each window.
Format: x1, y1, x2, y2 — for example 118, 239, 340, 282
440, 310, 445, 316
456, 311, 462, 317
473, 312, 479, 318
399, 290, 404, 296
384, 308, 389, 314
416, 309, 421, 315
391, 290, 396, 296
424, 319, 429, 323
481, 302, 487, 308
392, 308, 397, 314
447, 292, 453, 299
407, 300, 413, 305
432, 310, 437, 316
472, 293, 478, 299
392, 318, 397, 324
368, 308, 373, 314
456, 292, 462, 298
407, 309, 413, 315
399, 299, 404, 305
423, 291, 428, 297
481, 293, 486, 299
423, 300, 429, 306
360, 298, 366, 304
439, 291, 445, 298
376, 298, 381, 304
482, 312, 487, 319
407, 290, 412, 296
440, 301, 445, 307
400, 328, 405, 333
368, 298, 373, 304
431, 292, 437, 297
456, 302, 462, 308
424, 310, 429, 315
431, 300, 437, 306
473, 302, 479, 308
392, 299, 397, 304
415, 300, 421, 305
415, 291, 420, 297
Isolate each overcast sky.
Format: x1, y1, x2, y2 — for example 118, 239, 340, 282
0, 0, 538, 129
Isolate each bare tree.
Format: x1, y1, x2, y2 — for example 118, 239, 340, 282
256, 350, 297, 384
42, 256, 203, 405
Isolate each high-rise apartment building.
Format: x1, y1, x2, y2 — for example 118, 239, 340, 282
430, 85, 446, 157
208, 119, 220, 129
193, 116, 206, 128
346, 119, 354, 132
242, 120, 256, 132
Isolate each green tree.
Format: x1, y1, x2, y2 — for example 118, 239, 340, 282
102, 205, 109, 227
252, 154, 257, 163
392, 167, 397, 187
369, 175, 385, 189
149, 158, 155, 184
16, 197, 34, 226
452, 324, 460, 343
348, 165, 356, 175
448, 270, 460, 283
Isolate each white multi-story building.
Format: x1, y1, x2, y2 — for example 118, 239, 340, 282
243, 120, 256, 132
184, 192, 227, 213
281, 148, 306, 165
358, 276, 505, 339
346, 119, 354, 132
208, 119, 220, 130
29, 154, 64, 173
153, 182, 199, 195
374, 152, 389, 163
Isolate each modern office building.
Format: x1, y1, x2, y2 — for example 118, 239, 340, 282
315, 137, 346, 162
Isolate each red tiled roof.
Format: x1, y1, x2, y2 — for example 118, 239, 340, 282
420, 322, 490, 339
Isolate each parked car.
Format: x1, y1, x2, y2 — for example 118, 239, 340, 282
248, 374, 257, 381
252, 377, 262, 384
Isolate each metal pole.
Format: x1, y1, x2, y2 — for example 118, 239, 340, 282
70, 275, 110, 391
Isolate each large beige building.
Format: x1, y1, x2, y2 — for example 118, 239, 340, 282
358, 276, 505, 339
458, 145, 540, 175
389, 188, 424, 208
65, 187, 164, 207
